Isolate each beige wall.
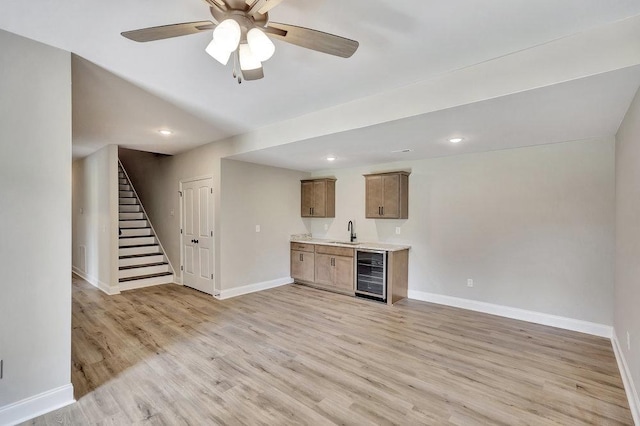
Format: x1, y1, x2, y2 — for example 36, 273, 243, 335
72, 144, 119, 293
0, 29, 72, 410
220, 159, 309, 289
614, 86, 640, 410
311, 138, 616, 325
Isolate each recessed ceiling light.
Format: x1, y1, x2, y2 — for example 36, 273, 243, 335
158, 129, 173, 136
449, 137, 463, 143
326, 156, 336, 162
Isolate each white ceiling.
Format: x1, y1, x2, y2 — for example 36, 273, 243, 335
2, 1, 640, 161
229, 65, 640, 171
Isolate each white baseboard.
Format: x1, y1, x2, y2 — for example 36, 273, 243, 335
217, 277, 293, 300
407, 290, 612, 338
72, 268, 120, 295
0, 384, 74, 426
612, 329, 640, 425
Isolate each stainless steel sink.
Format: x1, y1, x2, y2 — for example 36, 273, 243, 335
328, 241, 360, 246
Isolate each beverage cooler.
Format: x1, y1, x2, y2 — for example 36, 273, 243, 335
355, 250, 387, 302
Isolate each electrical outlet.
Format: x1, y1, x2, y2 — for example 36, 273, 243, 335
324, 224, 329, 231
627, 331, 631, 351
395, 227, 401, 235
467, 279, 474, 288
170, 209, 175, 217
255, 225, 260, 233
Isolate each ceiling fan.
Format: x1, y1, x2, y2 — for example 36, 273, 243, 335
121, 0, 359, 83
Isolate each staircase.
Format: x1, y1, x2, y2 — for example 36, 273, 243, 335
118, 162, 174, 291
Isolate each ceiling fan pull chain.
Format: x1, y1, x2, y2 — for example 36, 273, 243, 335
234, 49, 242, 84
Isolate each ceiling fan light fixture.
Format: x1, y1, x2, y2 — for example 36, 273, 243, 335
239, 43, 262, 71
213, 18, 241, 52
205, 38, 231, 65
247, 28, 275, 61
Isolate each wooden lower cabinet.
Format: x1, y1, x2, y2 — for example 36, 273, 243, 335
314, 253, 354, 291
333, 256, 354, 291
291, 243, 354, 294
291, 250, 314, 282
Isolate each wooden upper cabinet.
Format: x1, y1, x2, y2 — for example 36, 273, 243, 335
364, 172, 410, 219
301, 178, 335, 218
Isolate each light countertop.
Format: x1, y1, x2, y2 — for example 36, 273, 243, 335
290, 237, 410, 252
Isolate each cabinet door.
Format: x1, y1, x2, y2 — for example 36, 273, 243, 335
291, 250, 314, 282
314, 254, 333, 286
312, 180, 326, 217
365, 176, 384, 218
381, 174, 400, 218
301, 181, 314, 217
334, 256, 354, 291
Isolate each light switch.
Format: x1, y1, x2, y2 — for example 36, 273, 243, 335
255, 225, 261, 233
395, 227, 401, 235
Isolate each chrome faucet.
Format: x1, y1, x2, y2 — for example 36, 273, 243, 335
348, 221, 357, 242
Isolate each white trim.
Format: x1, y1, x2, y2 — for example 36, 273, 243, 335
0, 384, 74, 426
71, 269, 120, 295
179, 176, 216, 295
217, 277, 293, 300
407, 290, 612, 338
612, 329, 640, 425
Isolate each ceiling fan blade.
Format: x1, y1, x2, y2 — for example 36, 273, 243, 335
265, 23, 359, 58
122, 21, 215, 43
201, 0, 226, 8
242, 67, 265, 81
247, 0, 285, 15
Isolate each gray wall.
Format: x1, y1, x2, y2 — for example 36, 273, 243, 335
120, 142, 232, 290
0, 29, 72, 407
220, 159, 308, 288
311, 138, 616, 325
120, 146, 308, 292
615, 87, 640, 403
72, 145, 119, 292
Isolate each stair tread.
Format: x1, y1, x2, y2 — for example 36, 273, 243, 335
119, 253, 163, 259
119, 236, 154, 239
119, 262, 168, 270
119, 227, 151, 230
119, 272, 173, 283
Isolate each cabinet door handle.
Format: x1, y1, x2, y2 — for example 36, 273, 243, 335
378, 206, 382, 215
300, 253, 303, 261
312, 207, 314, 216
381, 206, 384, 216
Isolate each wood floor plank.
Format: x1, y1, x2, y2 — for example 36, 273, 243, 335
22, 276, 633, 425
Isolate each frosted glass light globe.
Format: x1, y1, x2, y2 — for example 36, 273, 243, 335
247, 28, 275, 61
213, 19, 241, 52
239, 44, 262, 71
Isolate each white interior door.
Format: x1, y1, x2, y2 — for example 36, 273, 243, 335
181, 177, 214, 295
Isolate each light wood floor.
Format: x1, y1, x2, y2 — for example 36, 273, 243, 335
24, 275, 632, 425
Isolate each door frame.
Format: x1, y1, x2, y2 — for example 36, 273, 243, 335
179, 175, 218, 296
